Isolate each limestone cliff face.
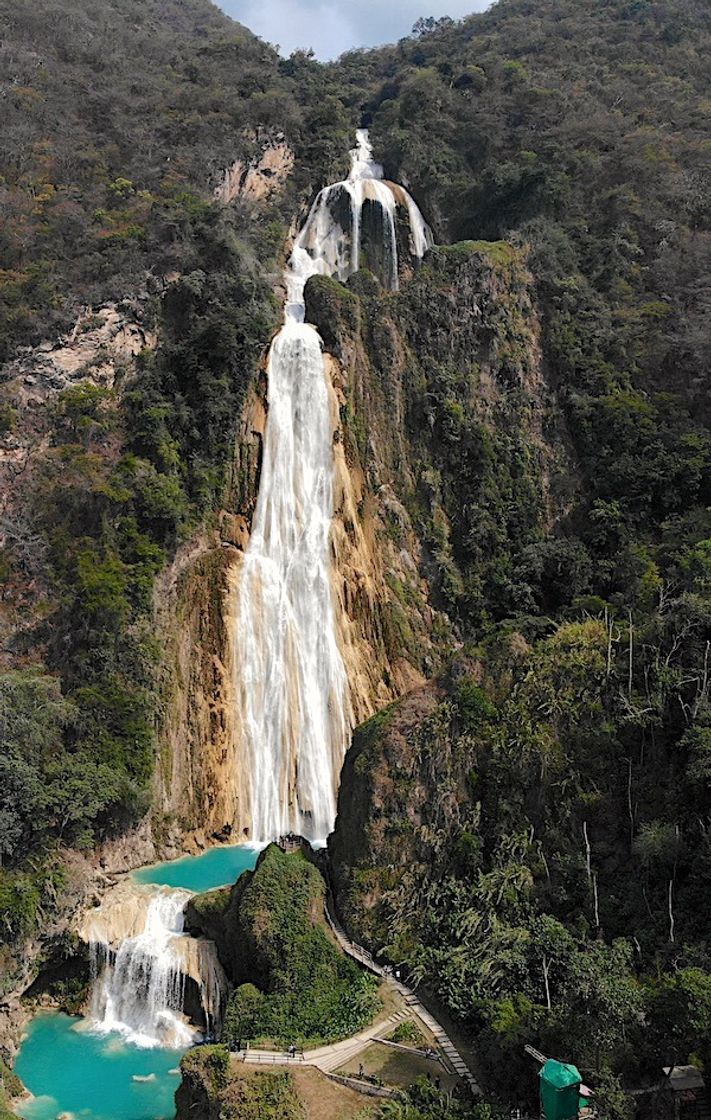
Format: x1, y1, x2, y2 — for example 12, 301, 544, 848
305, 240, 572, 718
152, 544, 243, 846
321, 244, 577, 952
151, 374, 268, 845
161, 238, 569, 843
214, 134, 294, 206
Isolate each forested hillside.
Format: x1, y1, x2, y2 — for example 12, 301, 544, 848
326, 1, 711, 1109
1, 0, 710, 1112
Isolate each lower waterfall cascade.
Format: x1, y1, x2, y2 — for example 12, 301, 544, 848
236, 129, 432, 843
85, 884, 226, 1050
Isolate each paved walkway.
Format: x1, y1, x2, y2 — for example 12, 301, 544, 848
236, 899, 481, 1097
238, 1009, 410, 1073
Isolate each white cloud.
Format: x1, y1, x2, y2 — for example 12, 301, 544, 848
216, 0, 491, 59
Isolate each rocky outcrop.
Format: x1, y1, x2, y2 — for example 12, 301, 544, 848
152, 542, 245, 846
214, 134, 294, 206
327, 660, 492, 957
0, 296, 159, 661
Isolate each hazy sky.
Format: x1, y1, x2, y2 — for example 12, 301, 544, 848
216, 0, 490, 60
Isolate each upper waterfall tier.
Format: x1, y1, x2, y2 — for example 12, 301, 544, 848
286, 129, 432, 314
235, 130, 431, 845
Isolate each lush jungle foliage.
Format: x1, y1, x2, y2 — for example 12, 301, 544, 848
332, 609, 711, 1105
375, 1081, 494, 1120
326, 0, 711, 1107
214, 846, 379, 1047
330, 0, 711, 630
0, 0, 362, 934
1, 0, 710, 1108
186, 846, 379, 1048
179, 1047, 306, 1120
0, 0, 356, 359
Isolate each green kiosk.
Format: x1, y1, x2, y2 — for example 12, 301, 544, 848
539, 1059, 584, 1120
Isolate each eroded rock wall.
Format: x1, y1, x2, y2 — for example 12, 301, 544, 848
183, 238, 569, 842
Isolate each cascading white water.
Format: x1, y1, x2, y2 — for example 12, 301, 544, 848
88, 887, 223, 1050
236, 130, 432, 844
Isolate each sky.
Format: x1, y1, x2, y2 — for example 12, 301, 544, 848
216, 0, 491, 61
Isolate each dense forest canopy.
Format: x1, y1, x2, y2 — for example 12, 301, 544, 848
1, 0, 710, 1111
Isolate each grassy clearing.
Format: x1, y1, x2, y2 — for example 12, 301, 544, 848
336, 1041, 458, 1092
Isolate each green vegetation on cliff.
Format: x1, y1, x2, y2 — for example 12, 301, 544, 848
0, 0, 359, 359
335, 0, 711, 630
178, 1047, 305, 1120
178, 1047, 307, 1120
0, 200, 281, 935
0, 1057, 24, 1120
331, 608, 711, 1100
187, 846, 379, 1047
314, 6, 711, 1099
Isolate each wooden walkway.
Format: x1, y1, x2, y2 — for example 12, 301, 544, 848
324, 899, 481, 1096
236, 898, 481, 1097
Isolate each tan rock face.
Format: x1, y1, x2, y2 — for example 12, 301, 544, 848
77, 879, 229, 1033
326, 352, 429, 724
152, 541, 246, 847
151, 315, 437, 844
1, 303, 156, 408
150, 371, 271, 846
79, 880, 156, 946
152, 244, 563, 850
215, 138, 294, 206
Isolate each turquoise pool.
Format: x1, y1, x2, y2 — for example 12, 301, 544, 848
132, 843, 261, 892
15, 1014, 184, 1120
14, 845, 262, 1120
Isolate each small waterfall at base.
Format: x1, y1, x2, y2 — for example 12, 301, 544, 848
87, 887, 224, 1050
236, 130, 432, 845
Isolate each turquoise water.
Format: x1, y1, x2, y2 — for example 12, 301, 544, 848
15, 846, 262, 1120
15, 1014, 184, 1120
132, 843, 260, 892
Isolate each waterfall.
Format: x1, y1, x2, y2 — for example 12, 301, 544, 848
86, 887, 225, 1050
236, 130, 432, 844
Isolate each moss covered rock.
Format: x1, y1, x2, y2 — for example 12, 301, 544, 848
303, 274, 360, 360
187, 845, 379, 1047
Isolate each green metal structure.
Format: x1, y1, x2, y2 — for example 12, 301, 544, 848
539, 1059, 582, 1120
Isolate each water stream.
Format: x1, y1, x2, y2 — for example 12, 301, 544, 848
82, 846, 261, 1050
236, 129, 431, 844
88, 888, 200, 1050
15, 845, 260, 1120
